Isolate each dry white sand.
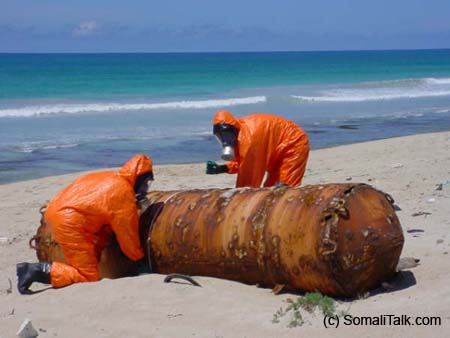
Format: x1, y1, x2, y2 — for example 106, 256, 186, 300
1, 131, 450, 337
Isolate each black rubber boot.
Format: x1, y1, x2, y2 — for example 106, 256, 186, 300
16, 262, 51, 294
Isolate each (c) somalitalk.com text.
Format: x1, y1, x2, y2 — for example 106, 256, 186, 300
323, 314, 442, 328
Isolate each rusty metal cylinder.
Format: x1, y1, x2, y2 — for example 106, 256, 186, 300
143, 183, 404, 297
31, 183, 404, 297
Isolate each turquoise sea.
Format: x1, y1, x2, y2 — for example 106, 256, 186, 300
1, 50, 450, 183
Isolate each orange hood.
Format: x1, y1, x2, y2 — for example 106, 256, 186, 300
213, 111, 241, 131
118, 154, 153, 187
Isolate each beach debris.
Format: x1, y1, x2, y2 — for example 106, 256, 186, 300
0, 236, 8, 244
426, 197, 436, 203
7, 278, 12, 294
167, 313, 183, 319
392, 163, 404, 169
163, 273, 201, 287
396, 257, 420, 271
345, 177, 352, 181
436, 239, 444, 244
406, 228, 424, 233
1, 307, 15, 318
145, 184, 403, 297
32, 184, 404, 297
436, 180, 450, 190
411, 211, 431, 217
272, 284, 285, 295
16, 319, 39, 338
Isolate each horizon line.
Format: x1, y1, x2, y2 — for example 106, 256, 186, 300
1, 47, 450, 55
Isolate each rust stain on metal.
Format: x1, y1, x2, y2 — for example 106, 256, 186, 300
303, 192, 316, 205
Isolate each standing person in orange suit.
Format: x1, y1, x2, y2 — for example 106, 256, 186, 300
207, 111, 309, 188
16, 154, 154, 294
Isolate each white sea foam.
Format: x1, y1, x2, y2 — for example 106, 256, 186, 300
11, 142, 80, 153
425, 77, 450, 85
293, 90, 450, 102
435, 108, 450, 114
292, 77, 450, 102
0, 96, 267, 117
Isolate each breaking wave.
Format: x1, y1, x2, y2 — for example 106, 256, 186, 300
292, 77, 450, 102
0, 96, 267, 117
8, 142, 80, 153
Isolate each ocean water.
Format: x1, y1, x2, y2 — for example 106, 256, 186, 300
1, 50, 450, 184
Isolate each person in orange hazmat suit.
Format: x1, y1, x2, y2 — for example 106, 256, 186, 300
207, 111, 309, 187
16, 154, 154, 294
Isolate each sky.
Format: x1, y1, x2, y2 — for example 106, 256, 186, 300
1, 0, 450, 52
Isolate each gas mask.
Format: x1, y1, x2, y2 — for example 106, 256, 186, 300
134, 171, 154, 202
213, 123, 238, 161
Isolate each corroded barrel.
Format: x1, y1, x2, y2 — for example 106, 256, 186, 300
31, 183, 404, 297
143, 183, 404, 296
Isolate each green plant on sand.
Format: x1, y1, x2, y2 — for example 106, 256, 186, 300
272, 292, 345, 328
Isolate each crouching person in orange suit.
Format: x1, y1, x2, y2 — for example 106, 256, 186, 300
207, 110, 310, 187
16, 154, 154, 294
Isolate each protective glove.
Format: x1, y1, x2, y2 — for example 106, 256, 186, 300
206, 161, 228, 175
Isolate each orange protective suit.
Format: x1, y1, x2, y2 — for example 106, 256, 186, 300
214, 111, 309, 187
44, 154, 152, 288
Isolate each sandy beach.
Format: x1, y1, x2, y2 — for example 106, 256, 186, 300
1, 131, 450, 337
